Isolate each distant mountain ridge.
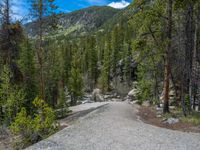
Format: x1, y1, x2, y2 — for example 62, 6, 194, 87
25, 6, 121, 37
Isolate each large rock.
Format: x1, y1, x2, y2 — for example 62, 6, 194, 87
127, 88, 138, 101
142, 101, 150, 107
163, 118, 179, 125
91, 89, 104, 102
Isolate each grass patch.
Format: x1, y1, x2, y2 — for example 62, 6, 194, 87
181, 112, 200, 125
162, 108, 183, 119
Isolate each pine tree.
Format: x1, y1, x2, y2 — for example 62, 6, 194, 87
19, 39, 37, 113
163, 0, 173, 113
88, 36, 98, 90
99, 34, 111, 92
0, 65, 25, 125
29, 0, 58, 100
111, 26, 120, 76
69, 51, 84, 106
0, 0, 23, 83
123, 41, 132, 84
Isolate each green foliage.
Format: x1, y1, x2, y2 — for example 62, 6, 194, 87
98, 34, 111, 92
10, 97, 57, 149
26, 6, 119, 37
88, 36, 98, 89
69, 51, 84, 106
181, 111, 200, 125
136, 64, 152, 104
184, 94, 191, 112
123, 41, 132, 83
19, 39, 38, 113
0, 65, 25, 125
129, 0, 165, 104
54, 107, 70, 119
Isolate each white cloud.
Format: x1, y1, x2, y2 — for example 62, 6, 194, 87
11, 1, 29, 21
108, 0, 130, 9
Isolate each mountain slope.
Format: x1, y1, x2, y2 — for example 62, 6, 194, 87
101, 4, 135, 31
25, 6, 120, 37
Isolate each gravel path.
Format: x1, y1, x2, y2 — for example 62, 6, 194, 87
69, 102, 109, 113
27, 102, 200, 150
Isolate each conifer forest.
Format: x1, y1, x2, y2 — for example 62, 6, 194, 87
0, 0, 200, 150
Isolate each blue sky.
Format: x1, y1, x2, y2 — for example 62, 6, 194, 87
12, 0, 132, 21
57, 0, 132, 12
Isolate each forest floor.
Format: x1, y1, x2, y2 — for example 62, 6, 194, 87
138, 106, 200, 133
27, 102, 200, 150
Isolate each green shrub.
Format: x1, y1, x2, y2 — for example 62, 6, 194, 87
10, 97, 58, 149
54, 107, 70, 119
185, 94, 190, 111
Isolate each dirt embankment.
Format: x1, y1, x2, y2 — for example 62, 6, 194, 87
138, 106, 200, 133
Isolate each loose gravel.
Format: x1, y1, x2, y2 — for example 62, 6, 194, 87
27, 102, 200, 150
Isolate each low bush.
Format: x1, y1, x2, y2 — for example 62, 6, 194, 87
54, 107, 71, 119
10, 97, 58, 149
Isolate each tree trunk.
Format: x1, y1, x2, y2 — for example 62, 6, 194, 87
198, 99, 200, 111
185, 4, 195, 112
163, 0, 172, 113
37, 0, 45, 100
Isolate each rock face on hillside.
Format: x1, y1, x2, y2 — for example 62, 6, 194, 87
25, 6, 119, 37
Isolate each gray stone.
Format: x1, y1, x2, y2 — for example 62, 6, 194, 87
142, 101, 150, 107
104, 95, 110, 99
164, 118, 179, 125
82, 99, 93, 104
156, 115, 162, 118
169, 106, 176, 110
91, 89, 104, 102
156, 107, 163, 111
128, 89, 137, 97
111, 98, 121, 102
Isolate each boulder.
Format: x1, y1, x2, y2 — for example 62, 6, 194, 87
156, 115, 162, 118
123, 96, 132, 102
127, 88, 138, 101
111, 98, 121, 102
82, 99, 93, 104
128, 89, 136, 97
104, 95, 111, 99
156, 107, 163, 111
91, 89, 104, 102
142, 101, 150, 107
169, 106, 176, 110
156, 107, 163, 115
82, 94, 93, 104
163, 118, 179, 125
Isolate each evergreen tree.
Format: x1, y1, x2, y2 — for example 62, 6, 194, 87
99, 34, 111, 92
88, 36, 98, 89
69, 51, 84, 106
0, 65, 25, 125
0, 0, 24, 83
19, 39, 37, 113
29, 0, 58, 100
